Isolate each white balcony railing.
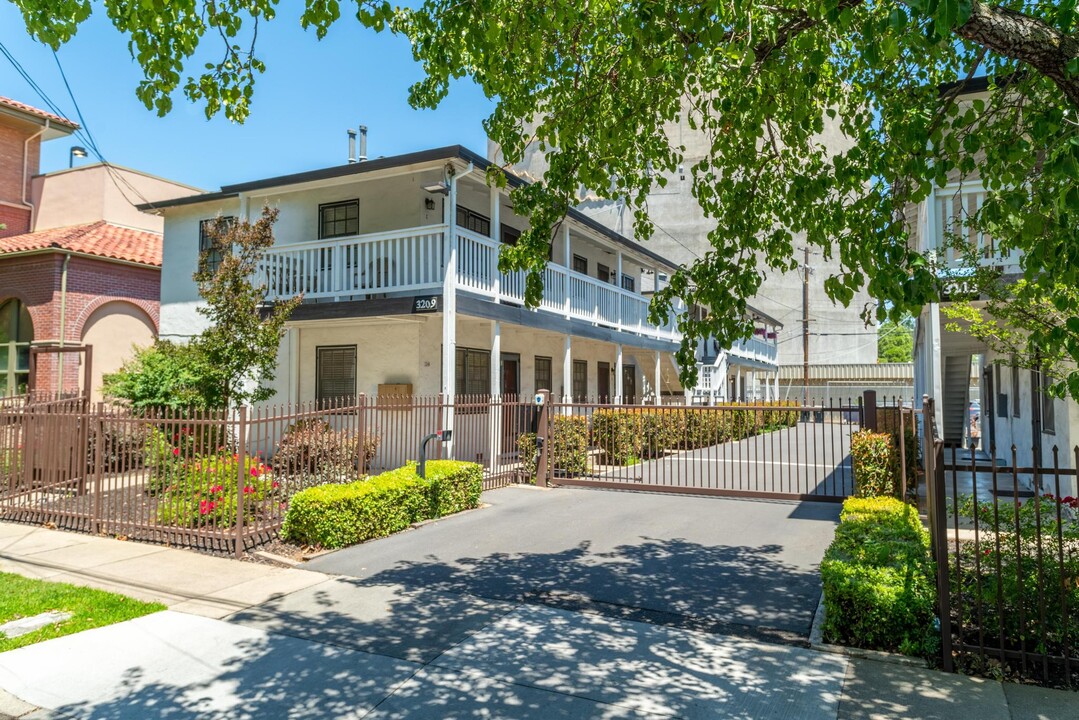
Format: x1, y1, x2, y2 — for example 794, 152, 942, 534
260, 225, 680, 342
729, 336, 778, 365
924, 183, 1022, 274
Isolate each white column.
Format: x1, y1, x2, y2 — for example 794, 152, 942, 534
488, 321, 502, 471
774, 371, 780, 401
441, 176, 459, 455
654, 351, 662, 406
563, 335, 573, 404
615, 344, 624, 404
490, 185, 501, 303
928, 302, 943, 431
736, 366, 743, 402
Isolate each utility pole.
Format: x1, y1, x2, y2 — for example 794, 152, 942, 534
802, 246, 810, 408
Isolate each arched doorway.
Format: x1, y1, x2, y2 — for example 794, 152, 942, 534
80, 301, 156, 401
0, 298, 33, 397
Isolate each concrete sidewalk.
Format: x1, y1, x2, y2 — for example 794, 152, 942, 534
0, 522, 327, 619
0, 521, 1076, 719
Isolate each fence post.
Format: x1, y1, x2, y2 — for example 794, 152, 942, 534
92, 404, 104, 535
235, 405, 248, 560
535, 390, 550, 488
862, 390, 878, 432
356, 393, 367, 474
923, 396, 954, 672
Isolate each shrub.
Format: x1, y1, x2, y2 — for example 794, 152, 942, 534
155, 452, 279, 527
86, 421, 150, 472
851, 429, 901, 498
517, 415, 590, 480
273, 420, 380, 486
591, 411, 642, 465
282, 460, 483, 548
821, 496, 937, 657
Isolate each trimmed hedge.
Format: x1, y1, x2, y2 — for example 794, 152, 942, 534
592, 403, 799, 466
850, 429, 901, 498
517, 415, 590, 480
821, 496, 937, 657
281, 460, 482, 549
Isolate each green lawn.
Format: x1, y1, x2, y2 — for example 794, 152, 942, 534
0, 572, 165, 652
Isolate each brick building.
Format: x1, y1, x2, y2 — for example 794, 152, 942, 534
0, 95, 200, 398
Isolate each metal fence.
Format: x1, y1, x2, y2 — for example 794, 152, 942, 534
924, 397, 1079, 687
529, 395, 872, 502
0, 394, 541, 556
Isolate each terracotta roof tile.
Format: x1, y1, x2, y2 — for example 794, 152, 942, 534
0, 96, 79, 129
0, 221, 161, 266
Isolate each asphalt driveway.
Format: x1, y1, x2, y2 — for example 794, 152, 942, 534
304, 485, 840, 641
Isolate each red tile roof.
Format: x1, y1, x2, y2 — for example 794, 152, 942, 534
0, 96, 79, 129
0, 221, 161, 267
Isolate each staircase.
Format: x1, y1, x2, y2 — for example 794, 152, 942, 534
941, 354, 972, 444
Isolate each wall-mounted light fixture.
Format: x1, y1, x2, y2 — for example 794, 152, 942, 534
424, 197, 436, 210
69, 146, 88, 168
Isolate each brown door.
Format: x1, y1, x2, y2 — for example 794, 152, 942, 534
501, 355, 520, 449
598, 362, 611, 402
501, 356, 519, 397
622, 365, 637, 405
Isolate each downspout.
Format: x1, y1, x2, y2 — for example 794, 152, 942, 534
57, 252, 71, 394
22, 120, 49, 230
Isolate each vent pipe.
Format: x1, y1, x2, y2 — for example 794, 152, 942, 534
358, 125, 368, 162
347, 129, 357, 164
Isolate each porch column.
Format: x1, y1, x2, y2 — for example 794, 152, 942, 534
735, 366, 742, 402
490, 185, 501, 303
563, 335, 573, 404
615, 344, 624, 404
563, 225, 572, 319
488, 321, 502, 472
441, 174, 459, 455
654, 351, 662, 406
774, 371, 780, 402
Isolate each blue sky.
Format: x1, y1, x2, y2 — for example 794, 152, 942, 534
0, 4, 492, 190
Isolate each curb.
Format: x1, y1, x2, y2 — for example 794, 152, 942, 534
807, 592, 929, 668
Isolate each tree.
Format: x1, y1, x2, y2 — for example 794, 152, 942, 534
12, 1, 1078, 392
877, 317, 915, 363
105, 207, 298, 408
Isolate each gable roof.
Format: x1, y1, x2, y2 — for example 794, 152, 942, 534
0, 221, 161, 267
0, 96, 79, 132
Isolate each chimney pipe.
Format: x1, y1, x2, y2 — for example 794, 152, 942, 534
358, 125, 368, 162
347, 129, 357, 164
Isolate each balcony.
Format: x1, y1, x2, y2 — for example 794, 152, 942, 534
729, 336, 778, 365
922, 183, 1022, 275
259, 225, 680, 342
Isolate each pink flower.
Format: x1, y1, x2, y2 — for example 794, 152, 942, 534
209, 484, 223, 494
250, 466, 259, 477
271, 481, 279, 489
199, 500, 213, 515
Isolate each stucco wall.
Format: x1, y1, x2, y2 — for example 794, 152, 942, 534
79, 300, 156, 402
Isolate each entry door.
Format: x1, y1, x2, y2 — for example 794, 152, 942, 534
501, 354, 521, 448
501, 355, 520, 397
622, 365, 637, 405
597, 362, 611, 402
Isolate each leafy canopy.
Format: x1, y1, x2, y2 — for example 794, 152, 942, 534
878, 318, 915, 364
13, 0, 1079, 392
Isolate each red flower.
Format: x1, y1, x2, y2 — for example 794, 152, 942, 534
199, 499, 214, 515
209, 484, 223, 494
172, 447, 181, 457
243, 485, 255, 494
250, 466, 259, 477
271, 481, 279, 489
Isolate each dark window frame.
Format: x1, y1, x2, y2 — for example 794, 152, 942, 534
455, 346, 492, 397
456, 206, 491, 237
315, 345, 357, 403
501, 224, 521, 246
534, 356, 552, 393
572, 254, 588, 275
597, 263, 611, 283
572, 359, 588, 401
1040, 368, 1056, 434
621, 274, 635, 292
1011, 357, 1021, 419
199, 216, 236, 275
319, 199, 360, 240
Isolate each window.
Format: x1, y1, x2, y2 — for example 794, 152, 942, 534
455, 347, 491, 396
501, 224, 521, 246
0, 298, 33, 397
456, 206, 491, 236
994, 364, 1007, 418
319, 200, 359, 239
1011, 357, 1021, 418
316, 346, 357, 402
1040, 368, 1055, 434
199, 216, 235, 275
534, 356, 552, 393
572, 359, 588, 401
572, 255, 588, 275
597, 263, 611, 283
621, 274, 635, 292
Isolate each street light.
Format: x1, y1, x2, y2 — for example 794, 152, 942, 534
69, 146, 88, 168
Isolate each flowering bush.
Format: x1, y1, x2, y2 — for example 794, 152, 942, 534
273, 420, 380, 489
954, 492, 1079, 676
155, 452, 279, 528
